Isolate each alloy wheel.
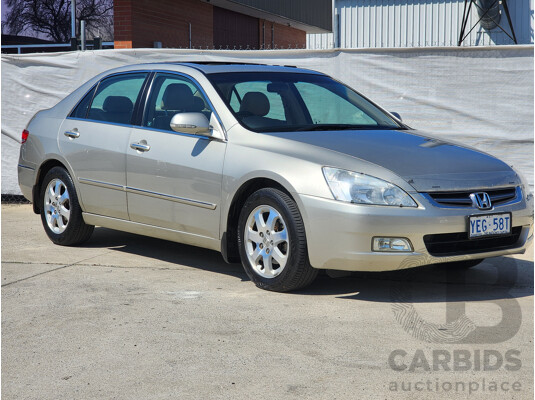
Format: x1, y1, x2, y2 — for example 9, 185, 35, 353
44, 178, 71, 234
244, 205, 289, 278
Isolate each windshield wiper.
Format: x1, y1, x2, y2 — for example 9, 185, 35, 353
294, 124, 397, 131
295, 124, 362, 131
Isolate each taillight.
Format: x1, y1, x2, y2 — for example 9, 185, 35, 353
21, 129, 29, 144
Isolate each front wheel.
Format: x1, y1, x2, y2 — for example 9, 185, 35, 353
40, 167, 94, 246
237, 188, 318, 292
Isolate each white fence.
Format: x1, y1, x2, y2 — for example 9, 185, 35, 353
2, 46, 533, 195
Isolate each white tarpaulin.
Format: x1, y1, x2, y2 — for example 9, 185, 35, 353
2, 46, 533, 195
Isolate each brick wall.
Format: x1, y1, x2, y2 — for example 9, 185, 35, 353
114, 0, 133, 48
272, 23, 306, 48
115, 0, 213, 49
258, 19, 306, 49
213, 7, 259, 49
114, 0, 306, 49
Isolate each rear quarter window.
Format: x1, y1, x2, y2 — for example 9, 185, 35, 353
70, 86, 96, 119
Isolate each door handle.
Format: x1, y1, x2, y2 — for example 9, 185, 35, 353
64, 130, 80, 139
130, 142, 151, 152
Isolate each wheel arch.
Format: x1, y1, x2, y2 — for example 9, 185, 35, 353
32, 157, 77, 214
221, 177, 296, 263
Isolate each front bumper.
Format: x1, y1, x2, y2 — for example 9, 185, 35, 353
296, 191, 533, 271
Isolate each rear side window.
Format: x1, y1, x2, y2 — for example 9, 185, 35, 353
70, 86, 96, 119
87, 73, 148, 125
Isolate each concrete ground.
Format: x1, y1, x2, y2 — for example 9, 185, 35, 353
2, 204, 533, 400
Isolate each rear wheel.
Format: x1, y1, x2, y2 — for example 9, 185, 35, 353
40, 167, 94, 246
237, 188, 318, 292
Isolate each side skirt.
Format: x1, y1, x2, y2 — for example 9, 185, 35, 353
82, 213, 221, 252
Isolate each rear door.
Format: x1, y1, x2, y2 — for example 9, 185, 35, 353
59, 72, 149, 219
126, 72, 226, 241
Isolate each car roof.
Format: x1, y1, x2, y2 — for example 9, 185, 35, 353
116, 61, 324, 76
177, 62, 324, 75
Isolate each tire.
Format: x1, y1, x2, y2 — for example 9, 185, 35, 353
237, 188, 318, 292
40, 166, 94, 246
437, 259, 484, 269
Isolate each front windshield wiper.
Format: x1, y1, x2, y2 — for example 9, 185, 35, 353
258, 124, 409, 133
294, 124, 399, 131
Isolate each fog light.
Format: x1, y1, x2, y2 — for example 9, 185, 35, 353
372, 237, 412, 252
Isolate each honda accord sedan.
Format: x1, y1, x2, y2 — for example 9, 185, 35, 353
18, 62, 533, 291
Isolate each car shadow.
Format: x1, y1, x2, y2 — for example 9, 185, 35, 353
83, 227, 247, 280
299, 258, 533, 303
83, 227, 533, 303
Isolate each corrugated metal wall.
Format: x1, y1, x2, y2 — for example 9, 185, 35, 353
307, 0, 534, 48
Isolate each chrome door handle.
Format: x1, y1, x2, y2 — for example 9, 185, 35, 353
130, 142, 151, 152
64, 130, 80, 138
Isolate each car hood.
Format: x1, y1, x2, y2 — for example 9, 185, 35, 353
266, 129, 520, 192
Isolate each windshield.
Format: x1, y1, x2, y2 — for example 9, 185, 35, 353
208, 72, 403, 132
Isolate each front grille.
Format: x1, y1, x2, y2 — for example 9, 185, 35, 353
424, 226, 523, 256
427, 187, 518, 207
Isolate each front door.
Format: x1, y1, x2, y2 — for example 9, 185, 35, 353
126, 72, 226, 241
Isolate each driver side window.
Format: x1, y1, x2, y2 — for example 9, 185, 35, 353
144, 73, 212, 132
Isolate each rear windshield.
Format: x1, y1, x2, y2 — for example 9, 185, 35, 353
208, 72, 402, 132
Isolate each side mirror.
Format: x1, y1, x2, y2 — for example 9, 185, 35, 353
390, 112, 402, 121
170, 112, 211, 136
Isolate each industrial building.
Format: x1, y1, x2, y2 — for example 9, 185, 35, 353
307, 0, 534, 48
113, 0, 332, 49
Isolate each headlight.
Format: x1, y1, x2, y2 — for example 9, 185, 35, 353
322, 167, 417, 207
512, 168, 533, 201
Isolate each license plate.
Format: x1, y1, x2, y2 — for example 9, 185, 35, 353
469, 213, 511, 239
